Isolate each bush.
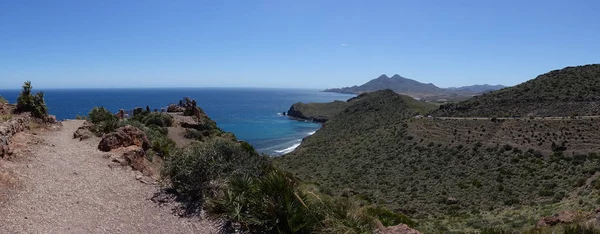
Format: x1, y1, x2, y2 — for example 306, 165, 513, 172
15, 81, 48, 118
118, 119, 175, 157
0, 96, 7, 104
142, 112, 173, 127
365, 206, 416, 227
88, 107, 116, 124
162, 138, 271, 201
209, 170, 320, 233
94, 117, 119, 135
150, 134, 176, 157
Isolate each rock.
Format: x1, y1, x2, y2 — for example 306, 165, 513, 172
44, 115, 58, 124
121, 146, 152, 175
0, 115, 32, 157
98, 125, 151, 152
73, 128, 93, 141
536, 210, 580, 227
115, 109, 125, 119
167, 104, 185, 113
73, 121, 95, 141
445, 197, 458, 205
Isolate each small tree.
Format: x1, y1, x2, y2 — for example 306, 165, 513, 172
15, 81, 48, 118
88, 107, 116, 124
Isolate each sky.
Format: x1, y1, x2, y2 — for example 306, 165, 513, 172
1, 0, 599, 89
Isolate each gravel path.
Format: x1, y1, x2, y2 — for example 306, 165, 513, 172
0, 120, 218, 233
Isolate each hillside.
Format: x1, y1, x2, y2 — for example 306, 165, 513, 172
323, 74, 504, 100
276, 88, 600, 232
287, 100, 351, 122
446, 84, 506, 94
287, 91, 436, 122
433, 64, 600, 117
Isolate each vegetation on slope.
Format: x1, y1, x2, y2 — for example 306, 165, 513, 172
83, 97, 415, 233
275, 88, 600, 232
434, 64, 600, 117
287, 101, 351, 122
288, 91, 436, 123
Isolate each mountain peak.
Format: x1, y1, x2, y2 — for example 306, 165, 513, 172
390, 74, 405, 79
376, 74, 390, 79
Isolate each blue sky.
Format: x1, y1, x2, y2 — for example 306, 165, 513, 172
1, 0, 598, 89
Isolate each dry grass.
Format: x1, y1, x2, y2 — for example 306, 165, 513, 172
0, 114, 12, 122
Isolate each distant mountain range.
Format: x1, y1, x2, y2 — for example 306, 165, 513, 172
323, 74, 505, 101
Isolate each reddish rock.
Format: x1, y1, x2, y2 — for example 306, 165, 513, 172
122, 146, 149, 173
167, 104, 185, 113
536, 210, 579, 227
98, 126, 151, 152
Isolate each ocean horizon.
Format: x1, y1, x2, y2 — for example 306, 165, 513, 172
0, 87, 355, 156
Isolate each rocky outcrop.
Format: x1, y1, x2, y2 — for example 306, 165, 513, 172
73, 121, 95, 141
167, 104, 185, 113
107, 146, 156, 177
535, 210, 580, 227
0, 115, 32, 157
98, 126, 151, 152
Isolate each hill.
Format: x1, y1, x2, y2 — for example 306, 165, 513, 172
433, 64, 600, 117
323, 74, 444, 97
287, 91, 436, 122
275, 88, 600, 232
323, 74, 504, 100
287, 100, 351, 123
445, 84, 506, 94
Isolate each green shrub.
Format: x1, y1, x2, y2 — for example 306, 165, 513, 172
151, 135, 176, 158
563, 225, 600, 234
365, 206, 416, 227
183, 107, 195, 116
142, 112, 173, 127
162, 138, 271, 201
94, 117, 119, 135
209, 170, 320, 233
184, 129, 204, 140
119, 119, 174, 157
15, 81, 48, 118
88, 107, 116, 124
0, 96, 7, 104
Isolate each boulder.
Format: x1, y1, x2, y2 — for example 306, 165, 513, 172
107, 146, 155, 176
98, 125, 151, 152
535, 210, 579, 227
73, 121, 95, 141
122, 146, 150, 174
167, 104, 185, 113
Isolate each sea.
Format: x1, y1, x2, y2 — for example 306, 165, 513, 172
0, 88, 354, 156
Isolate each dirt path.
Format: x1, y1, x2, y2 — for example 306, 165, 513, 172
0, 120, 217, 233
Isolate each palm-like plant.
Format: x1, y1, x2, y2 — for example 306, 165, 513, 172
209, 170, 321, 233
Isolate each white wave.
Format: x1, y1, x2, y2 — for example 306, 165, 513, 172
277, 113, 284, 116
274, 143, 301, 155
307, 131, 316, 135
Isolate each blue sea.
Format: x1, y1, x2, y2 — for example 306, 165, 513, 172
0, 88, 354, 156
